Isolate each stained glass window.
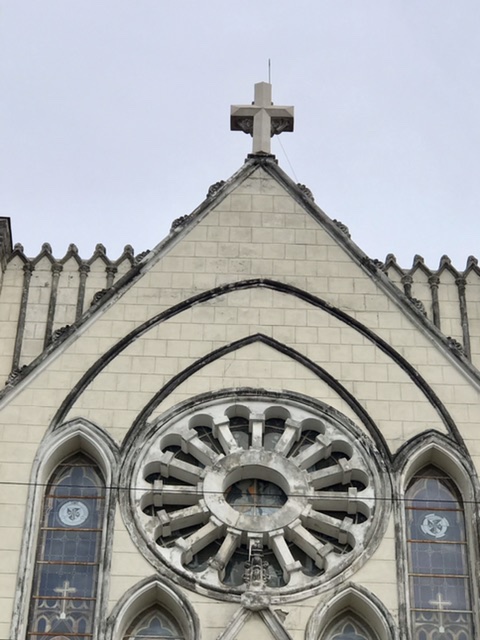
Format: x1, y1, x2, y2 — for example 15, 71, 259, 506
27, 453, 105, 640
124, 606, 184, 639
324, 617, 374, 640
225, 478, 287, 515
405, 466, 474, 639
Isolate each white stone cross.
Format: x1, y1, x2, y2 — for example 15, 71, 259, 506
231, 82, 294, 154
429, 592, 451, 633
54, 580, 76, 619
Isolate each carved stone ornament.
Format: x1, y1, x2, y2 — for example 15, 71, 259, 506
235, 117, 254, 135
5, 365, 27, 387
296, 184, 314, 201
244, 540, 269, 588
125, 393, 388, 602
134, 250, 150, 264
241, 590, 272, 611
332, 219, 351, 238
271, 118, 291, 136
170, 215, 190, 231
409, 297, 427, 317
50, 325, 71, 344
447, 336, 464, 354
207, 181, 226, 198
90, 289, 110, 306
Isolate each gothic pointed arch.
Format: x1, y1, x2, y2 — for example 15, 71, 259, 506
106, 575, 200, 640
305, 584, 396, 640
396, 434, 479, 639
9, 418, 119, 640
48, 279, 462, 445
122, 333, 389, 460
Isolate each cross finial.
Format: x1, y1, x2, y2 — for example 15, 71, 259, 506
231, 82, 294, 154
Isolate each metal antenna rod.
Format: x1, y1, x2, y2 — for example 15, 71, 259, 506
268, 59, 271, 84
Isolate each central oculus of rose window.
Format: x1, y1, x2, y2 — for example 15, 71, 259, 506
225, 479, 287, 515
127, 394, 387, 600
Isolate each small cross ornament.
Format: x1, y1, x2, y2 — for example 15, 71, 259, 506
231, 82, 294, 154
54, 580, 76, 619
429, 592, 452, 633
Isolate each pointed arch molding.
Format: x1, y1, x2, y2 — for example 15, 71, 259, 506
9, 418, 119, 640
305, 583, 398, 640
126, 334, 390, 458
393, 429, 479, 489
48, 279, 461, 445
392, 431, 480, 639
105, 575, 201, 640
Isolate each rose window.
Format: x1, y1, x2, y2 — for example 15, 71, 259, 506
127, 394, 387, 599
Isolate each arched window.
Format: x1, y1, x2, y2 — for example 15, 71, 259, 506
323, 615, 377, 639
27, 452, 106, 640
124, 605, 185, 639
405, 465, 473, 639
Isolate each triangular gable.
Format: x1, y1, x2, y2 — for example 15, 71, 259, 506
2, 154, 480, 408
216, 606, 293, 640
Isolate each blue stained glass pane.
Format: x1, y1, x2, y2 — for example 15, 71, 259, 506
329, 621, 369, 639
412, 611, 474, 639
126, 607, 183, 639
410, 576, 470, 611
55, 462, 104, 499
407, 506, 465, 543
27, 454, 104, 638
29, 637, 90, 640
36, 562, 98, 598
225, 479, 286, 515
406, 470, 461, 511
40, 529, 100, 563
406, 467, 473, 640
136, 615, 175, 636
409, 541, 467, 575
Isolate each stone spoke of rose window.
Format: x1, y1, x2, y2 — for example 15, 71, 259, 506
159, 451, 205, 484
155, 500, 210, 538
301, 504, 354, 546
273, 419, 302, 456
180, 430, 223, 465
249, 413, 265, 449
286, 519, 335, 569
157, 481, 202, 506
213, 418, 243, 454
140, 480, 202, 517
309, 487, 372, 518
291, 433, 335, 469
268, 530, 304, 586
308, 457, 360, 489
208, 528, 242, 580
176, 516, 225, 564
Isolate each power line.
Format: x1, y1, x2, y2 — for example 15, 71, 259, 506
0, 479, 473, 506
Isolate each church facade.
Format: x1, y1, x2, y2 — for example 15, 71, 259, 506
1, 84, 480, 640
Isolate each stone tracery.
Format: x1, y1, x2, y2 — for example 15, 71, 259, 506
128, 394, 387, 599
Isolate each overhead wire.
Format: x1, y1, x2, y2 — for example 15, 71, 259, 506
0, 478, 472, 506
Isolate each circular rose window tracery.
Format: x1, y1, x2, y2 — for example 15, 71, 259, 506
128, 394, 388, 599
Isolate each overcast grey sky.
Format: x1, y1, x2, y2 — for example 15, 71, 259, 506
1, 1, 479, 269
